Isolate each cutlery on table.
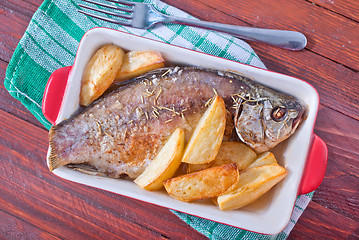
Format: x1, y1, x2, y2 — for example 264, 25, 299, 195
78, 0, 307, 50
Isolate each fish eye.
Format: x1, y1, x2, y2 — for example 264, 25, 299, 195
271, 107, 287, 122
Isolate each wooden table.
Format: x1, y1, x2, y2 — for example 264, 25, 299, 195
1, 0, 358, 239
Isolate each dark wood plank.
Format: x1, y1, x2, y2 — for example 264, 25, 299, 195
1, 0, 359, 239
1, 101, 358, 239
312, 105, 359, 221
0, 113, 127, 239
195, 0, 359, 71
0, 1, 49, 129
309, 0, 359, 22
0, 60, 45, 129
0, 210, 60, 240
2, 0, 359, 124
163, 0, 359, 121
250, 43, 359, 120
0, 109, 207, 239
0, 1, 43, 63
0, 0, 50, 64
289, 202, 359, 239
1, 0, 44, 14
0, 173, 166, 240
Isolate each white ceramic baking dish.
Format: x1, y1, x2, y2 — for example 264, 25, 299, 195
42, 28, 327, 235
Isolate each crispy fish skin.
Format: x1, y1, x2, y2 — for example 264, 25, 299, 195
48, 66, 304, 178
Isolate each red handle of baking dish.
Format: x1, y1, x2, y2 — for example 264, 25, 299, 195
298, 134, 328, 195
42, 66, 72, 125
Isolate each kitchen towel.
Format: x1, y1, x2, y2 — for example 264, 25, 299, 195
4, 0, 312, 239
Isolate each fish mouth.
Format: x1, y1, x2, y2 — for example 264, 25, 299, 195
292, 112, 303, 132
290, 104, 305, 133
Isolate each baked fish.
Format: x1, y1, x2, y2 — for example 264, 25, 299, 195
48, 66, 304, 178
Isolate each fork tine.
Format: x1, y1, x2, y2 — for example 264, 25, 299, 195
78, 9, 132, 26
82, 0, 134, 13
104, 0, 135, 7
79, 3, 133, 19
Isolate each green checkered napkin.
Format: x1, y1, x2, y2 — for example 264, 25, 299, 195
4, 0, 313, 238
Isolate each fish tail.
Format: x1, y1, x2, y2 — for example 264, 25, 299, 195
47, 127, 66, 171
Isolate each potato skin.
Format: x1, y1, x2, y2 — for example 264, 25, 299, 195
247, 152, 277, 169
134, 128, 185, 191
181, 95, 226, 164
115, 50, 165, 82
186, 141, 257, 173
80, 44, 125, 106
163, 163, 239, 202
217, 163, 287, 210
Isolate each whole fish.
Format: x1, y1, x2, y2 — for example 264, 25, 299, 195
48, 66, 304, 178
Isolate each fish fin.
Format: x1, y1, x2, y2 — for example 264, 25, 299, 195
67, 164, 107, 177
48, 126, 66, 171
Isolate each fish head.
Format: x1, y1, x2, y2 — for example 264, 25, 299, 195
234, 91, 304, 153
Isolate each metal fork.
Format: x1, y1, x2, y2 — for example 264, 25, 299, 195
78, 0, 307, 50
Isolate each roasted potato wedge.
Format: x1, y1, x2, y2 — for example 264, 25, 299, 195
181, 95, 226, 164
115, 50, 165, 82
186, 162, 212, 173
164, 163, 238, 202
248, 152, 277, 169
216, 163, 287, 210
187, 142, 257, 173
134, 128, 185, 191
80, 44, 125, 106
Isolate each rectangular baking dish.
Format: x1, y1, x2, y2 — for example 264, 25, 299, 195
42, 27, 327, 235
